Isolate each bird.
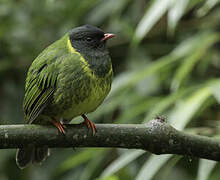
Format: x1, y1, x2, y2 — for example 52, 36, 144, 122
16, 25, 115, 169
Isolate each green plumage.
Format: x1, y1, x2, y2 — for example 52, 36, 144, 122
23, 34, 112, 123
16, 25, 114, 169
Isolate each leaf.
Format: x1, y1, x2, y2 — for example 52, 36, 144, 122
116, 97, 159, 123
97, 175, 120, 180
57, 149, 105, 175
80, 150, 110, 180
196, 0, 220, 17
143, 86, 197, 122
135, 155, 172, 180
133, 0, 172, 45
168, 0, 189, 35
159, 156, 182, 180
110, 55, 178, 97
171, 32, 220, 91
197, 159, 217, 180
210, 80, 220, 103
171, 51, 204, 91
168, 86, 212, 130
100, 150, 145, 178
87, 0, 129, 24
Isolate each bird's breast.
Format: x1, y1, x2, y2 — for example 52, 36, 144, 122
53, 62, 113, 120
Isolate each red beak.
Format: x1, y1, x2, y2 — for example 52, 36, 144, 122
101, 33, 115, 42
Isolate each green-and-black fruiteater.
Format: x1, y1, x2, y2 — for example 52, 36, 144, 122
16, 25, 115, 169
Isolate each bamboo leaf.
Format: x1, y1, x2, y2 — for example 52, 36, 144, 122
135, 155, 172, 180
168, 0, 189, 34
171, 32, 220, 91
100, 150, 145, 178
144, 86, 197, 122
57, 149, 104, 174
169, 86, 212, 130
197, 159, 217, 180
133, 0, 172, 44
210, 80, 220, 103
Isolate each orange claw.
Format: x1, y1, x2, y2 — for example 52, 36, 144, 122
82, 114, 97, 135
52, 119, 66, 134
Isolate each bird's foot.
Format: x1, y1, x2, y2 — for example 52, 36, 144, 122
52, 118, 66, 134
81, 114, 97, 135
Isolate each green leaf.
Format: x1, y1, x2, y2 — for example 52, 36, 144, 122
87, 0, 129, 24
171, 50, 203, 91
171, 32, 220, 91
135, 155, 172, 180
110, 55, 178, 98
196, 0, 220, 17
197, 159, 217, 180
168, 0, 189, 35
144, 86, 197, 122
116, 97, 159, 123
97, 175, 120, 180
210, 80, 220, 103
159, 156, 183, 180
100, 150, 145, 178
80, 150, 110, 180
169, 86, 212, 130
133, 0, 172, 45
57, 149, 105, 175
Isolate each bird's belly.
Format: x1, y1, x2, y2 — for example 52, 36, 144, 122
54, 73, 112, 120
66, 85, 108, 118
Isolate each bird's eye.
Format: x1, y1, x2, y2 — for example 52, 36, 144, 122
86, 37, 92, 42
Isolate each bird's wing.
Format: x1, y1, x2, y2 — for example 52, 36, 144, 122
23, 59, 58, 124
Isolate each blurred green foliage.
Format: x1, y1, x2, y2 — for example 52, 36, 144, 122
0, 0, 220, 180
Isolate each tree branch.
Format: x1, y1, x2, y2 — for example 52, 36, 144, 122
0, 118, 220, 161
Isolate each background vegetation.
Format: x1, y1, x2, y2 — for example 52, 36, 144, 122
0, 0, 220, 179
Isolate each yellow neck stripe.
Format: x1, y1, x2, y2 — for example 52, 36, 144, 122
67, 37, 94, 76
66, 37, 112, 78
67, 38, 80, 55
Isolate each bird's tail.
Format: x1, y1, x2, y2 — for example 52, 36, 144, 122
16, 145, 50, 169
